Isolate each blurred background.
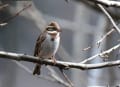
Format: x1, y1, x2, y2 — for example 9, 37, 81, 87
0, 0, 120, 87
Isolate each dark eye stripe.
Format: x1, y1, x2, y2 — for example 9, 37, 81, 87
47, 27, 57, 31
47, 28, 53, 31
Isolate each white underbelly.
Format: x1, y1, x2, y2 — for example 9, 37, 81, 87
39, 35, 60, 58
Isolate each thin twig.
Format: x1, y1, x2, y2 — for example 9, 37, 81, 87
88, 0, 120, 7
0, 4, 9, 10
97, 28, 115, 47
81, 43, 120, 64
47, 66, 70, 87
97, 4, 120, 34
0, 4, 31, 26
82, 46, 91, 51
0, 23, 8, 27
83, 29, 114, 51
59, 68, 74, 87
74, 0, 120, 7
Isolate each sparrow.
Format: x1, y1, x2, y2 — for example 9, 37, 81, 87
33, 21, 61, 75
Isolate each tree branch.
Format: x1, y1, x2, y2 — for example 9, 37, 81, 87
81, 43, 120, 64
83, 0, 120, 7
97, 4, 120, 34
0, 47, 120, 70
73, 0, 120, 7
83, 28, 115, 51
0, 3, 31, 26
0, 4, 9, 10
94, 0, 120, 7
47, 66, 71, 87
96, 28, 115, 47
59, 68, 74, 87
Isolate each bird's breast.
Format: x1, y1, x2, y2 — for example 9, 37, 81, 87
39, 34, 60, 58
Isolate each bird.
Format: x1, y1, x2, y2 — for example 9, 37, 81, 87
33, 21, 61, 75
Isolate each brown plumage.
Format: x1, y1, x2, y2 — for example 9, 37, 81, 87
33, 33, 46, 75
33, 21, 61, 75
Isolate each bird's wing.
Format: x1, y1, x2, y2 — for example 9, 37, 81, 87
34, 32, 46, 56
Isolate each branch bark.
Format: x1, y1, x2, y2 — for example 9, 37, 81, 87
86, 0, 120, 7
0, 47, 120, 70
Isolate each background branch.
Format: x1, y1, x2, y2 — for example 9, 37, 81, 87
12, 60, 70, 87
81, 43, 120, 63
0, 4, 8, 10
97, 4, 120, 34
86, 0, 120, 7
96, 28, 115, 47
59, 68, 74, 87
0, 3, 31, 26
74, 0, 120, 7
47, 66, 71, 87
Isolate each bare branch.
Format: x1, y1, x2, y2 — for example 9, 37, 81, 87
59, 68, 74, 87
0, 3, 31, 26
0, 22, 8, 27
82, 5, 120, 51
0, 44, 120, 70
0, 4, 9, 10
81, 43, 120, 63
82, 46, 91, 51
76, 0, 120, 7
83, 28, 115, 51
97, 28, 115, 47
73, 0, 120, 7
47, 66, 71, 87
89, 0, 120, 7
97, 4, 120, 34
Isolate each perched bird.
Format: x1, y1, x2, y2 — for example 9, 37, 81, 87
33, 21, 61, 75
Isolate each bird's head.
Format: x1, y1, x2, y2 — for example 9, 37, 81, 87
45, 21, 61, 35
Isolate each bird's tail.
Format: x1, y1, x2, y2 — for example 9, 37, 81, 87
33, 64, 41, 75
